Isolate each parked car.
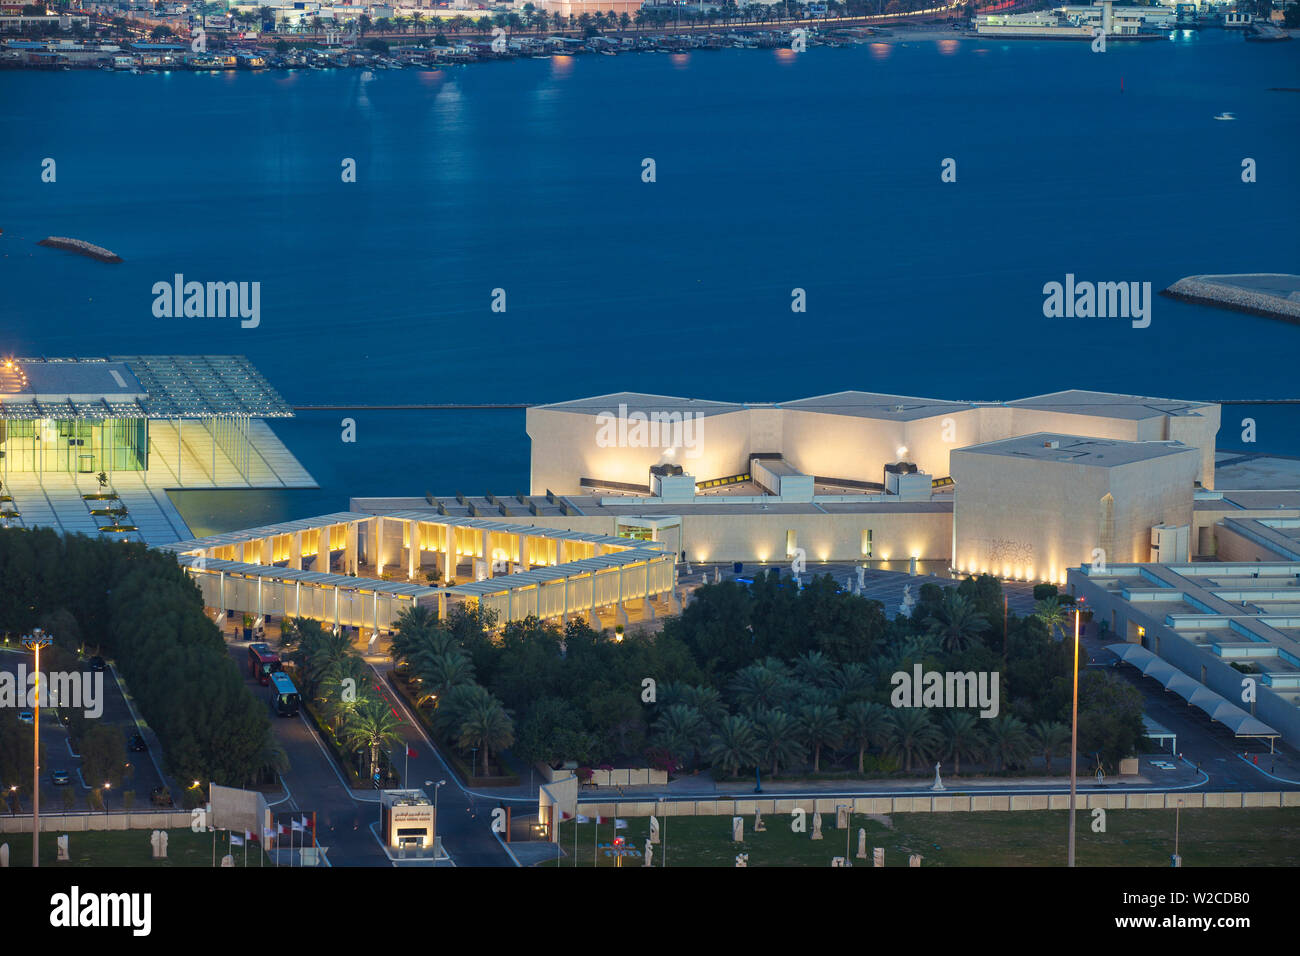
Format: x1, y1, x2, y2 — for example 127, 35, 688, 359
17, 710, 34, 725
128, 733, 147, 753
51, 770, 71, 786
88, 656, 107, 672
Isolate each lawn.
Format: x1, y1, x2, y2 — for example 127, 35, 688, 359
541, 808, 1300, 867
0, 829, 281, 867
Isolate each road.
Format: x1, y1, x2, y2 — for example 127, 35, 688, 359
223, 639, 517, 866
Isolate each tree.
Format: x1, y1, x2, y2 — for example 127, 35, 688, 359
340, 697, 403, 782
753, 708, 806, 777
706, 714, 759, 778
986, 715, 1032, 771
1030, 720, 1071, 774
885, 708, 940, 773
1034, 597, 1067, 641
652, 704, 708, 767
1076, 671, 1144, 769
410, 647, 475, 708
456, 693, 514, 776
938, 711, 985, 776
925, 589, 990, 654
842, 700, 890, 773
798, 703, 843, 773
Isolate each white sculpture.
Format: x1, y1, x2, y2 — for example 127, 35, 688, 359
57, 834, 69, 862
735, 853, 748, 867
898, 584, 917, 618
754, 810, 766, 832
856, 829, 867, 859
811, 813, 823, 840
649, 815, 660, 844
643, 839, 654, 867
836, 805, 849, 829
732, 816, 743, 842
932, 762, 945, 792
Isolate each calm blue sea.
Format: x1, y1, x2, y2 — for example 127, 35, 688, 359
2, 30, 1298, 529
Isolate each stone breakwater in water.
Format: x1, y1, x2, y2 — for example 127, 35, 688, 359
1162, 273, 1300, 325
37, 236, 123, 263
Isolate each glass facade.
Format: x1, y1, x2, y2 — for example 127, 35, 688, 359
0, 418, 149, 474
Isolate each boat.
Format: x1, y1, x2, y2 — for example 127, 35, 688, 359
1214, 112, 1236, 121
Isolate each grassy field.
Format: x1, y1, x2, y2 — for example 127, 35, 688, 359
541, 808, 1300, 867
0, 829, 279, 867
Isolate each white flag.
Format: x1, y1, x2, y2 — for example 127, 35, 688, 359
615, 819, 628, 830
575, 814, 590, 824
230, 833, 244, 846
292, 820, 305, 832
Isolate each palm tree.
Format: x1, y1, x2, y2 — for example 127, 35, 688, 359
706, 715, 759, 778
729, 663, 790, 713
753, 708, 806, 777
677, 684, 728, 726
842, 700, 890, 773
830, 662, 872, 705
925, 589, 990, 653
793, 650, 835, 688
457, 694, 514, 776
1030, 720, 1071, 773
939, 711, 985, 776
799, 704, 843, 773
986, 715, 1032, 771
340, 697, 403, 781
653, 704, 708, 766
391, 605, 439, 661
1034, 597, 1067, 641
885, 708, 941, 773
318, 653, 372, 730
409, 647, 475, 708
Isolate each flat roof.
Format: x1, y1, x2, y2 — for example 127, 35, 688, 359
533, 391, 749, 419
952, 433, 1197, 467
777, 390, 977, 422
1006, 390, 1213, 421
0, 356, 293, 420
445, 547, 669, 598
180, 555, 441, 599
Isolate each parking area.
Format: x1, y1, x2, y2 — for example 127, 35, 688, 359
0, 649, 167, 812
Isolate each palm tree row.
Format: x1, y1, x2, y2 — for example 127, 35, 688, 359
656, 694, 1070, 779
390, 606, 515, 777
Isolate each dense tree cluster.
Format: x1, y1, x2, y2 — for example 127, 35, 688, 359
385, 569, 1144, 780
0, 527, 273, 792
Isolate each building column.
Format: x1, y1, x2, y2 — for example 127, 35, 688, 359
481, 530, 491, 577
408, 520, 420, 581
290, 531, 302, 571
557, 540, 566, 565
442, 522, 455, 586
346, 522, 358, 575
376, 517, 385, 578
437, 591, 447, 620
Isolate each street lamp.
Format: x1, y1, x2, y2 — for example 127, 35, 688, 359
1067, 606, 1080, 867
22, 629, 53, 868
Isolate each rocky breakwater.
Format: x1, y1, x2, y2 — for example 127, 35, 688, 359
1162, 273, 1300, 325
37, 236, 123, 263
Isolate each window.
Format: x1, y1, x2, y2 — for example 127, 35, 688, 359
862, 529, 873, 557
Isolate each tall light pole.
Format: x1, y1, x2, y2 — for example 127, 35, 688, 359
23, 629, 53, 868
1067, 607, 1080, 867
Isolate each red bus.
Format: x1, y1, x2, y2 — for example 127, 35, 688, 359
248, 642, 281, 685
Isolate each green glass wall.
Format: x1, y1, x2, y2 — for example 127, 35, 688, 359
0, 418, 148, 474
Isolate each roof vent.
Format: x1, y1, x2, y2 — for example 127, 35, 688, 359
1043, 440, 1059, 449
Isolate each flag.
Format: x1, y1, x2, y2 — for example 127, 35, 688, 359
407, 745, 417, 758
575, 814, 589, 823
615, 819, 628, 830
299, 814, 310, 830
292, 820, 305, 832
230, 833, 244, 846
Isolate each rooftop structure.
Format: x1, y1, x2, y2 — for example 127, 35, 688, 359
0, 355, 311, 545
1072, 560, 1300, 748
